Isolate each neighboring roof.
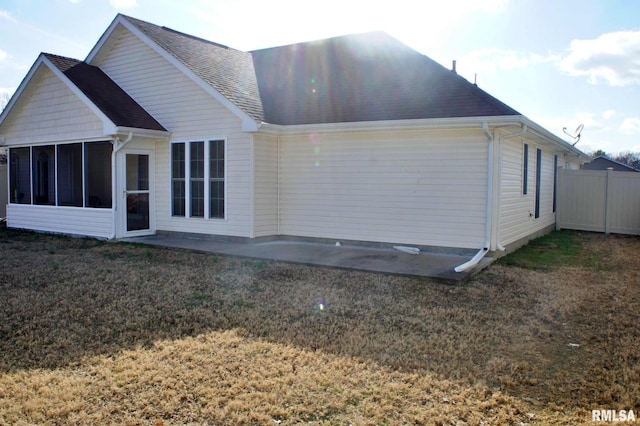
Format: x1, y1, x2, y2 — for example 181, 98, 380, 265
582, 156, 639, 172
251, 32, 520, 125
44, 53, 166, 132
119, 15, 264, 123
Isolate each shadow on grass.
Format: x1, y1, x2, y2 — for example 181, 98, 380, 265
1, 228, 639, 410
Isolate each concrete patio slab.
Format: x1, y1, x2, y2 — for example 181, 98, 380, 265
121, 235, 494, 282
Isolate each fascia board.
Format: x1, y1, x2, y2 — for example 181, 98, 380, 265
256, 114, 589, 162
85, 14, 124, 64
256, 115, 524, 136
519, 116, 589, 160
0, 55, 44, 128
88, 15, 259, 133
115, 126, 171, 139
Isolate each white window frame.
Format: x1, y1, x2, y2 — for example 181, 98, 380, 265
8, 141, 112, 209
171, 138, 227, 220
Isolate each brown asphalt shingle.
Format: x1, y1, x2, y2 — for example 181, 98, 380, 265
121, 15, 265, 123
121, 15, 520, 126
45, 53, 166, 131
250, 31, 520, 125
43, 16, 523, 129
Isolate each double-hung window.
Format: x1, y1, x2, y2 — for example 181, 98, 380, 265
171, 139, 225, 219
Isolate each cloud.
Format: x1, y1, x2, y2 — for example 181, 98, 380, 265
0, 86, 15, 96
110, 0, 137, 9
620, 117, 640, 135
0, 49, 7, 62
0, 10, 17, 23
457, 48, 558, 75
602, 110, 616, 120
559, 31, 640, 86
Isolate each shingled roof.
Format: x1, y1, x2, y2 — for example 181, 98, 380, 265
45, 53, 166, 131
119, 15, 520, 126
251, 32, 520, 125
121, 15, 265, 123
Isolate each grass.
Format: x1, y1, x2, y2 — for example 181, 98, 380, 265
496, 231, 586, 270
0, 228, 638, 425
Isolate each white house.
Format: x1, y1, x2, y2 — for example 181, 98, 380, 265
0, 14, 588, 262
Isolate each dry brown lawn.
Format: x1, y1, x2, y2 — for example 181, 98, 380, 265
0, 228, 638, 425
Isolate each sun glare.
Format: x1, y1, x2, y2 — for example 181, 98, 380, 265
193, 0, 509, 52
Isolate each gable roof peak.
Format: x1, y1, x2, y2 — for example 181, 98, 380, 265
118, 14, 232, 51
87, 14, 522, 128
103, 13, 263, 129
43, 52, 166, 132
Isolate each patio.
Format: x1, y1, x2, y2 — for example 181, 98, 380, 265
122, 234, 494, 282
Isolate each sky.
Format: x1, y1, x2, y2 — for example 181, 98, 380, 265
0, 0, 639, 155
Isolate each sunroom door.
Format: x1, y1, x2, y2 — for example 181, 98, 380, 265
120, 150, 154, 237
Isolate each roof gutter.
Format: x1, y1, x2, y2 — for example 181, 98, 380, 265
519, 117, 589, 161
256, 115, 524, 136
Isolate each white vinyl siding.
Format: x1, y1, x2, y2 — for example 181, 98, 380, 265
1, 67, 103, 145
93, 28, 252, 237
253, 134, 278, 237
7, 204, 113, 238
277, 129, 487, 249
499, 138, 559, 246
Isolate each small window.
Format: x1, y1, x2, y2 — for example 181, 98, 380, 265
9, 147, 31, 204
57, 143, 83, 207
535, 148, 542, 219
32, 145, 56, 205
523, 143, 529, 195
85, 141, 112, 208
171, 143, 186, 216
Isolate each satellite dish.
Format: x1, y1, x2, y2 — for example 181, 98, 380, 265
562, 124, 584, 146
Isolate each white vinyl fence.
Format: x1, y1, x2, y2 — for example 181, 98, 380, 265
557, 169, 640, 235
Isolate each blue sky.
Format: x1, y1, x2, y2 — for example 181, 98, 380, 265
1, 0, 639, 154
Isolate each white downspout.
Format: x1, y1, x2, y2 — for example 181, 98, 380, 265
108, 132, 134, 240
495, 124, 528, 251
455, 122, 493, 272
455, 123, 530, 272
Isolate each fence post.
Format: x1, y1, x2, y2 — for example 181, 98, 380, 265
556, 168, 563, 231
604, 168, 613, 234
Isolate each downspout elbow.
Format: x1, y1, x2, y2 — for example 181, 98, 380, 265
455, 247, 489, 273
482, 121, 492, 141
114, 131, 134, 153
